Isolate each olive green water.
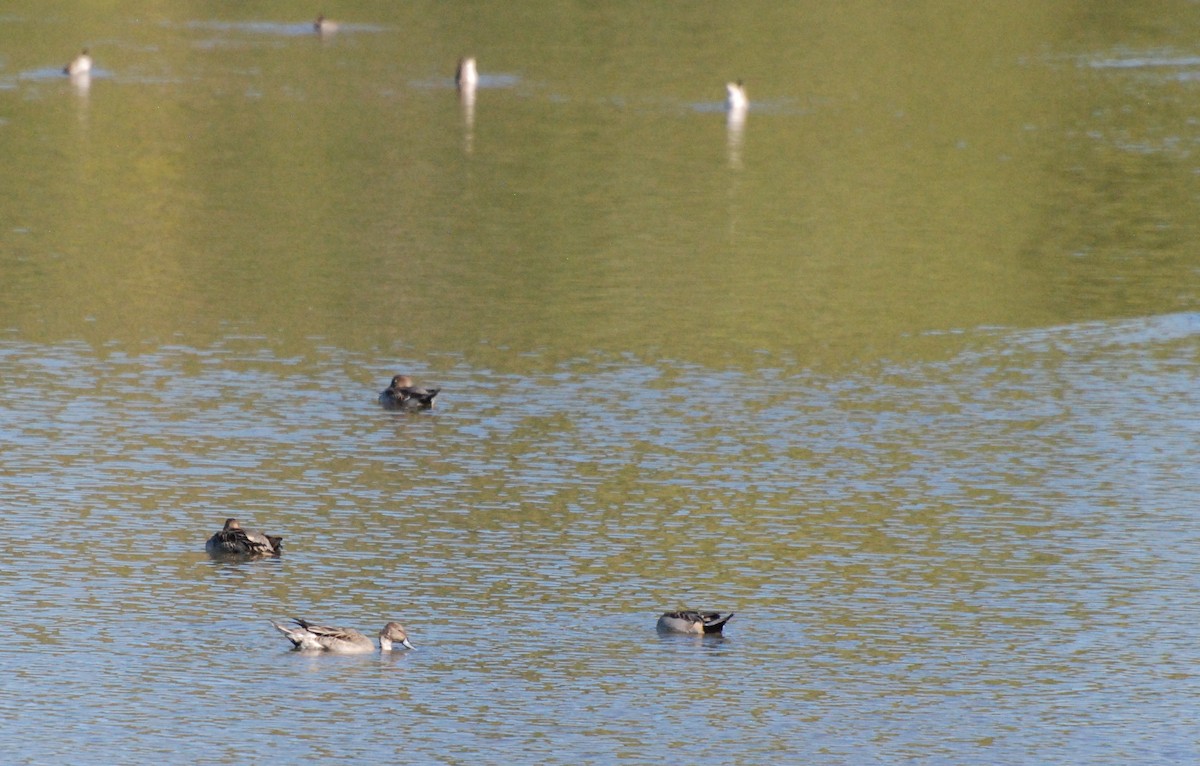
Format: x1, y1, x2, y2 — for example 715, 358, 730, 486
3, 2, 1200, 764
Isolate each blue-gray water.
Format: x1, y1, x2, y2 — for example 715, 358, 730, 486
3, 2, 1200, 764
5, 314, 1200, 764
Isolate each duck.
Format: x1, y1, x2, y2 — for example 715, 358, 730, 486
455, 57, 478, 89
656, 610, 734, 634
272, 618, 415, 653
725, 80, 748, 112
64, 48, 92, 76
313, 13, 338, 34
378, 374, 440, 410
205, 518, 283, 558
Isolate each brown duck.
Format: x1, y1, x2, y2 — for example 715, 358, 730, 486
378, 374, 440, 410
205, 518, 282, 558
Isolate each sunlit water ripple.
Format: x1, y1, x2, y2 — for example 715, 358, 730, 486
2, 313, 1199, 764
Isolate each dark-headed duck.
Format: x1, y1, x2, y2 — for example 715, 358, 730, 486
378, 374, 440, 410
205, 518, 282, 558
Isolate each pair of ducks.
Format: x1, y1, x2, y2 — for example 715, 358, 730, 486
63, 12, 336, 76
208, 371, 418, 652
312, 13, 739, 110
452, 55, 745, 111
270, 612, 729, 654
313, 10, 474, 95
206, 519, 731, 653
270, 610, 730, 654
205, 518, 418, 653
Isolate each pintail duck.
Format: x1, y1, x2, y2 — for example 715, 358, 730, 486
64, 49, 92, 76
455, 57, 478, 89
725, 80, 748, 112
378, 374, 440, 410
313, 13, 338, 34
657, 610, 734, 635
205, 518, 283, 558
272, 618, 415, 653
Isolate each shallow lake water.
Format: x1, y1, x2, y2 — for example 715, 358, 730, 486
3, 2, 1200, 764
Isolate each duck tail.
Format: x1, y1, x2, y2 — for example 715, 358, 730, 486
703, 612, 734, 633
267, 535, 283, 552
271, 620, 300, 645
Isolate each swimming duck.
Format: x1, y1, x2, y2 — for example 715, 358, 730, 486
378, 374, 440, 410
657, 610, 734, 634
64, 48, 92, 76
455, 57, 478, 88
313, 13, 338, 34
205, 518, 283, 558
272, 618, 415, 653
725, 80, 748, 112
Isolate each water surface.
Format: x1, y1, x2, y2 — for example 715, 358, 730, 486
2, 1, 1200, 764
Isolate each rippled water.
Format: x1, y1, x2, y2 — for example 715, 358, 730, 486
3, 313, 1198, 764
5, 0, 1200, 762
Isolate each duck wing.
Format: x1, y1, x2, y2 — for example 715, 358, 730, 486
292, 619, 369, 648
239, 527, 282, 555
380, 384, 439, 409
660, 610, 733, 633
208, 526, 280, 556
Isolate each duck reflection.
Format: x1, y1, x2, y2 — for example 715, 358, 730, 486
725, 80, 747, 169
70, 71, 91, 97
456, 57, 478, 153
